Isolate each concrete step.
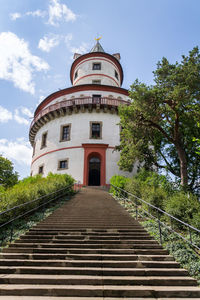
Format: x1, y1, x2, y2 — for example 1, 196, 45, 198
0, 259, 180, 268
0, 253, 175, 261
8, 243, 163, 249
3, 247, 169, 255
0, 266, 189, 276
0, 274, 197, 286
0, 188, 198, 298
15, 239, 157, 244
0, 284, 200, 297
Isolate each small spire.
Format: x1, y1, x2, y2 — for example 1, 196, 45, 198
90, 37, 105, 53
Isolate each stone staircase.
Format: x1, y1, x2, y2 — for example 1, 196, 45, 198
0, 187, 200, 299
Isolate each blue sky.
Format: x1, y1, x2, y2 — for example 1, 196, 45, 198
0, 0, 200, 179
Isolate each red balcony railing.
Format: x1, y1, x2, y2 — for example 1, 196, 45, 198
30, 97, 129, 129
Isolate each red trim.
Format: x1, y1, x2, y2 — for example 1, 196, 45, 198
34, 84, 128, 116
82, 143, 108, 186
73, 58, 121, 82
74, 74, 120, 87
31, 145, 115, 165
31, 146, 82, 165
70, 52, 123, 85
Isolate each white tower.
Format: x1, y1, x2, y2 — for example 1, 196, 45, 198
29, 40, 136, 186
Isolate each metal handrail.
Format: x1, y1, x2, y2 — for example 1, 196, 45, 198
111, 184, 200, 251
0, 182, 80, 245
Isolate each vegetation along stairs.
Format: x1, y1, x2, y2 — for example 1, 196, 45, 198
0, 187, 200, 299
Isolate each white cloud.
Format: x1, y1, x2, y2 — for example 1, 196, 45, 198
14, 109, 29, 125
64, 33, 89, 57
70, 42, 89, 55
0, 32, 49, 94
0, 138, 32, 165
10, 12, 22, 20
0, 106, 12, 123
20, 107, 33, 118
38, 34, 60, 52
26, 10, 46, 18
10, 1, 77, 26
48, 0, 77, 26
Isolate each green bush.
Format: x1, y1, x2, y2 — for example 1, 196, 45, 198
0, 173, 75, 224
164, 192, 200, 228
141, 185, 167, 212
110, 175, 130, 197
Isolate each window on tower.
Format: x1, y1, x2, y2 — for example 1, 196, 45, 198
60, 124, 71, 142
115, 70, 119, 80
93, 63, 101, 70
92, 80, 101, 84
58, 159, 68, 170
74, 70, 78, 80
41, 132, 47, 149
38, 165, 44, 174
90, 121, 102, 139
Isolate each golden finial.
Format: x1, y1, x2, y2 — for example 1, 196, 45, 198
95, 36, 102, 42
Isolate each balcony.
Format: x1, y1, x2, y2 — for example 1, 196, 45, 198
29, 96, 130, 144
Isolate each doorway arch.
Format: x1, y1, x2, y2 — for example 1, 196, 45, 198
88, 156, 101, 186
82, 144, 108, 186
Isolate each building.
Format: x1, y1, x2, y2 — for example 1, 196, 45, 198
29, 40, 136, 186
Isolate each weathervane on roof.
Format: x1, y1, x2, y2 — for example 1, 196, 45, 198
95, 36, 102, 42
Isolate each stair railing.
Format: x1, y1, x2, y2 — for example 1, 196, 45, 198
0, 182, 80, 246
110, 184, 200, 251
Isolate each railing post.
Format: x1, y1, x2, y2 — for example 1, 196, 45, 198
10, 223, 14, 243
157, 210, 162, 245
188, 226, 193, 244
135, 202, 138, 220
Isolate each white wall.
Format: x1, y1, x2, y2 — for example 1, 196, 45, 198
73, 56, 121, 87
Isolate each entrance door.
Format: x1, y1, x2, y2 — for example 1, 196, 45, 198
88, 157, 101, 186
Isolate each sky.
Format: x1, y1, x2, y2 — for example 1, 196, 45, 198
0, 0, 200, 179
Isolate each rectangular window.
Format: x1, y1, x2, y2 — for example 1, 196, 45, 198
93, 63, 101, 70
58, 159, 68, 170
115, 70, 119, 80
41, 132, 47, 149
60, 124, 71, 142
38, 165, 44, 174
92, 80, 101, 84
74, 70, 78, 80
32, 142, 36, 156
90, 121, 102, 139
92, 94, 101, 104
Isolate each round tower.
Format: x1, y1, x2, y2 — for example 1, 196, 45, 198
29, 41, 136, 186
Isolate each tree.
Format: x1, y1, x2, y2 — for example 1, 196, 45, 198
118, 47, 200, 191
0, 155, 19, 188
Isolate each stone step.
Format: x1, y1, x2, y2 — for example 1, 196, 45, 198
0, 274, 197, 286
15, 239, 157, 244
22, 234, 152, 239
0, 253, 175, 261
0, 259, 180, 268
0, 297, 198, 300
0, 188, 198, 298
0, 266, 189, 276
26, 230, 148, 233
3, 247, 169, 255
0, 284, 200, 297
9, 243, 163, 249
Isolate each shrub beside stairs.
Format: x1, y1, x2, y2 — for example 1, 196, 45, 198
0, 187, 200, 299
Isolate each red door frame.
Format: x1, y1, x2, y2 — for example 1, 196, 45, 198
82, 143, 108, 186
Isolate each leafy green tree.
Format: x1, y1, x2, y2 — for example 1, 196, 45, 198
118, 47, 200, 190
0, 155, 18, 188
